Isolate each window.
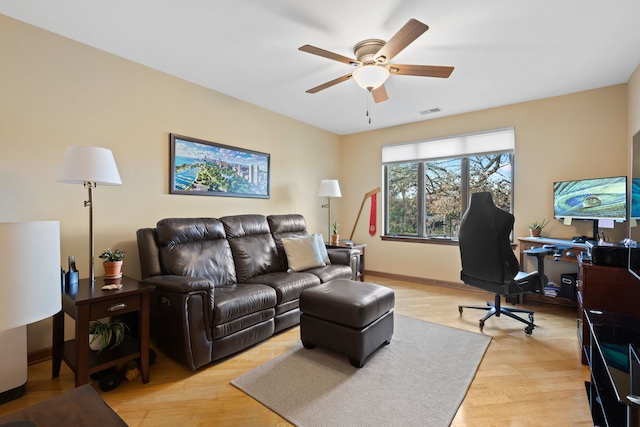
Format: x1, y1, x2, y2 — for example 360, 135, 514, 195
383, 128, 514, 241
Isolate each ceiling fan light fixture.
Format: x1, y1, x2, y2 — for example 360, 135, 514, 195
352, 65, 390, 91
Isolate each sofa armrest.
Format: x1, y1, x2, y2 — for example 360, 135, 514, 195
327, 248, 361, 280
327, 248, 356, 265
142, 275, 214, 293
142, 275, 215, 370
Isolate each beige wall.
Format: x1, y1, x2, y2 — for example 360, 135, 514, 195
0, 16, 341, 351
340, 85, 629, 283
629, 64, 640, 137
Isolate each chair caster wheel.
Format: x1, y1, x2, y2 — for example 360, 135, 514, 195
479, 320, 484, 331
525, 326, 534, 335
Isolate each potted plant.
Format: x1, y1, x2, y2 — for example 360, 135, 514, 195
99, 248, 125, 278
330, 220, 340, 245
88, 319, 129, 353
528, 219, 550, 237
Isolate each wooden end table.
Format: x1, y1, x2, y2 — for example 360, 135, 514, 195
52, 276, 155, 387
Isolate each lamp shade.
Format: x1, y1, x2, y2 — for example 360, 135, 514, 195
352, 65, 390, 91
0, 222, 61, 331
317, 179, 342, 198
57, 146, 122, 185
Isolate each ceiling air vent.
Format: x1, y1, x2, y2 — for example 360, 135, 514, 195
419, 108, 442, 115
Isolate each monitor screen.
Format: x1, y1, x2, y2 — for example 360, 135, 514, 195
631, 177, 640, 219
553, 176, 627, 221
629, 131, 640, 280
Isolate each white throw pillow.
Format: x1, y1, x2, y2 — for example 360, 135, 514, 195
282, 235, 326, 272
312, 233, 331, 264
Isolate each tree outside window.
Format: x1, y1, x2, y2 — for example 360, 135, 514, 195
385, 153, 512, 240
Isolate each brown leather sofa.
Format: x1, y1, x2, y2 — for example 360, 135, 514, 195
136, 214, 357, 370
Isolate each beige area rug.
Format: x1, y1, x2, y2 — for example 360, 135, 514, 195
231, 315, 491, 427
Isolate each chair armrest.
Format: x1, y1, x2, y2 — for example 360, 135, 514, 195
523, 248, 553, 292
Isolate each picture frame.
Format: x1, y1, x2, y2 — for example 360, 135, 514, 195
169, 134, 270, 198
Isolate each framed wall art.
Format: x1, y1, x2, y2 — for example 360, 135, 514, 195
170, 134, 270, 198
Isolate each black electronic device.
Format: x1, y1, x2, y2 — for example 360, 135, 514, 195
572, 235, 587, 243
587, 241, 629, 268
64, 255, 79, 292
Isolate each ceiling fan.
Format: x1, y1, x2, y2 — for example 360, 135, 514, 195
299, 19, 454, 103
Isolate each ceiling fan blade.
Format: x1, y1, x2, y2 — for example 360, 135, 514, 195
299, 45, 360, 66
374, 19, 429, 63
390, 64, 454, 78
306, 73, 353, 94
371, 85, 389, 103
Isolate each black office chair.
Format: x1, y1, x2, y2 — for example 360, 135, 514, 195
458, 192, 550, 335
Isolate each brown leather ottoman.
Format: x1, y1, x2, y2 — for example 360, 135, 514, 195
299, 279, 394, 368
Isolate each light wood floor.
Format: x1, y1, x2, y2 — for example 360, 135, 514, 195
0, 276, 592, 426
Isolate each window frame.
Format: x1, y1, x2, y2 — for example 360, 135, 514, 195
382, 128, 515, 244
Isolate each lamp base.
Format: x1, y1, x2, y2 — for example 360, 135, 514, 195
0, 384, 25, 405
0, 326, 28, 405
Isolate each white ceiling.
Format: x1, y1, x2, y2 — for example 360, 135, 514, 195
2, 1, 640, 135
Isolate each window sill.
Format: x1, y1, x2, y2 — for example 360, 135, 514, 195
381, 235, 517, 249
381, 235, 459, 246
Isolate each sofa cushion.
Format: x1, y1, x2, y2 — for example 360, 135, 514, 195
221, 215, 282, 282
267, 214, 310, 270
282, 235, 326, 271
312, 233, 331, 264
156, 218, 237, 286
213, 283, 277, 324
242, 271, 320, 304
304, 264, 353, 283
267, 214, 307, 233
212, 283, 277, 339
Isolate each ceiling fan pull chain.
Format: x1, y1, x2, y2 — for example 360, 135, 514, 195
366, 91, 372, 124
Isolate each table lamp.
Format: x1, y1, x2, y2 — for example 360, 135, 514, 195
317, 179, 341, 242
57, 146, 122, 283
0, 221, 61, 403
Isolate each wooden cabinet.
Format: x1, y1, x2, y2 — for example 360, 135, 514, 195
577, 260, 640, 364
585, 310, 640, 426
52, 276, 155, 386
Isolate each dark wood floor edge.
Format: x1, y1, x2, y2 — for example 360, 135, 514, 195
28, 347, 52, 365
364, 270, 486, 294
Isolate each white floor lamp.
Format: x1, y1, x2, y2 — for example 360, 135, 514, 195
317, 179, 341, 243
0, 221, 61, 403
57, 146, 122, 283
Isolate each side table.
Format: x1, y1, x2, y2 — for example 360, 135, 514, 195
52, 276, 155, 387
326, 242, 367, 281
